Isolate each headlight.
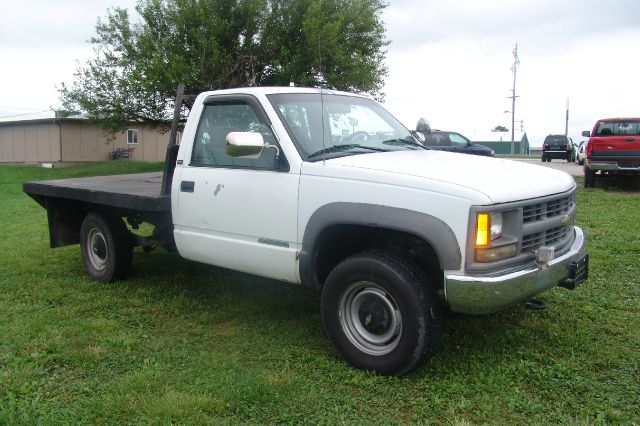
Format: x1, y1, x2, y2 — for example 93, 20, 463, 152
474, 212, 514, 262
475, 212, 503, 246
490, 212, 502, 240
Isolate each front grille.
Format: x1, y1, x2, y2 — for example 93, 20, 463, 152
467, 189, 579, 272
522, 222, 574, 253
523, 193, 575, 223
522, 192, 576, 253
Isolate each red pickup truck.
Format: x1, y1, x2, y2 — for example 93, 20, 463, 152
582, 118, 640, 187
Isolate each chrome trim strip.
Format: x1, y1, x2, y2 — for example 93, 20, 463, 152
258, 238, 290, 248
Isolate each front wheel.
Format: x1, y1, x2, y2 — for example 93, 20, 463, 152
80, 213, 133, 282
321, 251, 443, 376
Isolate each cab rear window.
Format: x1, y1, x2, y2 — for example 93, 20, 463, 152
544, 136, 567, 145
596, 121, 640, 136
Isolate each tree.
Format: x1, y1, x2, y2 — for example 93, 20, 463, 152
492, 125, 508, 132
59, 0, 389, 133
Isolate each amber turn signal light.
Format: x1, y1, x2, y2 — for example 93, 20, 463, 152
475, 213, 489, 246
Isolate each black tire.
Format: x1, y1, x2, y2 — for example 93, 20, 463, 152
321, 251, 443, 376
541, 155, 546, 162
584, 167, 596, 188
80, 212, 133, 282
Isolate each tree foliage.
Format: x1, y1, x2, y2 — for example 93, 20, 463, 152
492, 125, 508, 132
59, 0, 389, 132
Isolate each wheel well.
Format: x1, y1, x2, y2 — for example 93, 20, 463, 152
313, 225, 443, 291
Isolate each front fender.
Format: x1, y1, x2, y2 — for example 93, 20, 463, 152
299, 202, 462, 289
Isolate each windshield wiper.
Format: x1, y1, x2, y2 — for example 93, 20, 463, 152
382, 138, 427, 150
308, 144, 389, 158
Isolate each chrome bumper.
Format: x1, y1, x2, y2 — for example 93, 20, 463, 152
587, 161, 640, 171
445, 227, 587, 315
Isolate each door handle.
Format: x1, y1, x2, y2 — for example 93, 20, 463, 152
180, 180, 195, 192
625, 138, 635, 142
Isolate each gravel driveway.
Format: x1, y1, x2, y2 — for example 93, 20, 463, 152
511, 158, 583, 176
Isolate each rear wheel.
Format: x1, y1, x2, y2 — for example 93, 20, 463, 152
321, 251, 443, 376
80, 213, 133, 282
584, 167, 596, 188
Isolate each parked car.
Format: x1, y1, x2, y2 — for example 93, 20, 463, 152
582, 118, 640, 188
575, 141, 586, 165
419, 131, 495, 157
541, 134, 572, 162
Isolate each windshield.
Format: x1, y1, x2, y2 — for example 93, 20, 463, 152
267, 93, 421, 160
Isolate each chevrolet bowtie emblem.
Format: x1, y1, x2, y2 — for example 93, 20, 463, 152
561, 214, 570, 226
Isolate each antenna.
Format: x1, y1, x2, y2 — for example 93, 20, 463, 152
318, 39, 327, 164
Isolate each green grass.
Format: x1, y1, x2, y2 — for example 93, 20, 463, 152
1, 162, 639, 424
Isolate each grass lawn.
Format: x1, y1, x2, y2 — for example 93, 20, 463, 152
1, 162, 639, 424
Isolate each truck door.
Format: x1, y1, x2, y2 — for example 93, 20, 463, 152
174, 96, 299, 283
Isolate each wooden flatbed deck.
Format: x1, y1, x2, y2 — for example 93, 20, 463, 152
23, 172, 170, 212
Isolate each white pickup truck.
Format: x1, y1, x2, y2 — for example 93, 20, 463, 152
24, 87, 589, 376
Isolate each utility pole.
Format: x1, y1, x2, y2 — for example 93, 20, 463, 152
509, 44, 520, 154
565, 98, 569, 136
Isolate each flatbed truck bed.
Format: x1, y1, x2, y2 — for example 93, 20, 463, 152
23, 172, 170, 212
23, 172, 173, 250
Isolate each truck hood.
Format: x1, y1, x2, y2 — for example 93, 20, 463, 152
317, 150, 576, 204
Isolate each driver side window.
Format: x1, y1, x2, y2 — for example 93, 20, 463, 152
191, 102, 283, 170
425, 134, 448, 146
448, 133, 469, 146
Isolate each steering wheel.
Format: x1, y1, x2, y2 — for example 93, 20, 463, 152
341, 131, 370, 144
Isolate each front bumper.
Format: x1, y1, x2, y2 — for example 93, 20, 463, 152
445, 227, 587, 314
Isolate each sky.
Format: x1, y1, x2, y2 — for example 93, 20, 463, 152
1, 0, 639, 147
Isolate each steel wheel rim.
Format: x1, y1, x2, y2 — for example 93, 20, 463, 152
87, 228, 108, 271
339, 281, 402, 356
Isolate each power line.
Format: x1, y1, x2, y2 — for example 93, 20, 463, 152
509, 43, 520, 155
0, 110, 52, 119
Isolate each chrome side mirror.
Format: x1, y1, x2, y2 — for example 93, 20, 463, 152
581, 130, 590, 137
226, 132, 265, 158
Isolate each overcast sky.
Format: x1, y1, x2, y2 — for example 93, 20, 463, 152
1, 0, 639, 146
